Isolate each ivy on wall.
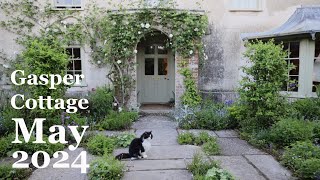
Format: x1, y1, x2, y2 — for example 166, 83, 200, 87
0, 0, 208, 108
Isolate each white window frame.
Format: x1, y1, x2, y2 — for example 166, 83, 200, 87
53, 0, 84, 10
66, 46, 86, 87
229, 0, 263, 12
144, 0, 169, 8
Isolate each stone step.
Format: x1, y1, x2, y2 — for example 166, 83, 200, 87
124, 159, 187, 171
135, 128, 179, 146
217, 138, 267, 156
123, 170, 192, 180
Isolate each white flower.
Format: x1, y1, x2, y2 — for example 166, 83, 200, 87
124, 21, 129, 25
118, 107, 123, 112
194, 28, 199, 32
124, 48, 127, 51
189, 50, 194, 55
138, 31, 142, 35
105, 53, 108, 57
113, 103, 118, 107
134, 50, 138, 54
45, 28, 50, 32
97, 61, 101, 64
61, 20, 67, 25
204, 54, 208, 60
13, 51, 18, 55
104, 40, 107, 45
169, 34, 173, 38
117, 60, 122, 64
141, 23, 145, 28
112, 21, 117, 26
145, 23, 150, 29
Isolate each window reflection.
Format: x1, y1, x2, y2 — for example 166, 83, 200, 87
158, 58, 168, 75
313, 40, 320, 92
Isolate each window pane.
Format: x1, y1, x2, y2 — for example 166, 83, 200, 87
145, 58, 154, 75
145, 46, 155, 54
289, 42, 300, 58
67, 61, 74, 70
56, 0, 67, 5
66, 48, 72, 56
315, 40, 320, 57
157, 45, 168, 54
73, 48, 81, 59
289, 59, 299, 75
74, 0, 81, 6
158, 58, 168, 75
74, 60, 82, 70
289, 76, 299, 92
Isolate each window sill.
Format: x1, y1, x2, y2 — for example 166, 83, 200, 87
52, 7, 84, 11
229, 9, 263, 12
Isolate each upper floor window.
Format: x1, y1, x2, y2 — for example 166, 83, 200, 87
54, 0, 82, 9
313, 40, 320, 92
144, 0, 169, 7
229, 0, 262, 11
282, 42, 300, 92
66, 47, 82, 79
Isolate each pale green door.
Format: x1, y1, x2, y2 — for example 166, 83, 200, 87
138, 44, 175, 104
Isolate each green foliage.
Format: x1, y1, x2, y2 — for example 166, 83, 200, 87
179, 67, 202, 107
269, 118, 314, 148
232, 40, 289, 131
89, 155, 124, 180
87, 134, 115, 156
281, 141, 320, 179
97, 111, 138, 131
188, 154, 219, 177
291, 98, 320, 121
195, 132, 212, 145
88, 87, 114, 119
202, 139, 220, 156
114, 133, 136, 148
205, 167, 235, 180
177, 132, 195, 145
295, 158, 320, 180
0, 164, 32, 180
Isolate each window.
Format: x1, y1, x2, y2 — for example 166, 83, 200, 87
144, 0, 169, 7
66, 47, 82, 78
229, 0, 262, 11
282, 42, 300, 92
313, 40, 320, 92
54, 0, 82, 9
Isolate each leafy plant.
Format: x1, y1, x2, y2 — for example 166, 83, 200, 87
88, 86, 114, 119
114, 133, 136, 148
295, 158, 320, 180
194, 132, 212, 145
291, 98, 320, 121
0, 164, 32, 180
177, 132, 195, 145
202, 139, 220, 155
89, 155, 124, 180
87, 134, 115, 156
205, 167, 235, 180
97, 111, 138, 131
188, 153, 219, 177
269, 118, 314, 147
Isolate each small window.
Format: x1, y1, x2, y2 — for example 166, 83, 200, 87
54, 0, 82, 9
313, 40, 320, 92
282, 42, 300, 92
66, 47, 82, 78
158, 58, 168, 75
229, 0, 262, 11
145, 58, 154, 75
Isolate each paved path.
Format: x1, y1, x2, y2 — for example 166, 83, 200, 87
29, 115, 293, 180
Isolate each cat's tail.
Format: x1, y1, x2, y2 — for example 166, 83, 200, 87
115, 153, 131, 160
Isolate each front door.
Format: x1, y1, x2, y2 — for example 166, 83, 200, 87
138, 44, 175, 104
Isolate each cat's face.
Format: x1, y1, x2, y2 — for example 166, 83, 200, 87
141, 131, 153, 140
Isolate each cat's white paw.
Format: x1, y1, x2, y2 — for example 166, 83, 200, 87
131, 157, 138, 160
143, 154, 148, 158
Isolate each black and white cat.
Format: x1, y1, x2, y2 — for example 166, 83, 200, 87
115, 131, 153, 160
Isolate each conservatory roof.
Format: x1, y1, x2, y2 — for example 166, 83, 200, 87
241, 6, 320, 40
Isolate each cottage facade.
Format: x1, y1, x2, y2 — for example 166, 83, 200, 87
0, 0, 319, 108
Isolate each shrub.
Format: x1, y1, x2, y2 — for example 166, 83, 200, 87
87, 134, 115, 156
291, 98, 320, 121
202, 139, 220, 155
245, 129, 271, 149
269, 118, 314, 147
295, 158, 320, 180
205, 167, 235, 180
88, 86, 114, 119
281, 141, 320, 170
114, 133, 136, 148
97, 111, 138, 131
177, 132, 195, 145
194, 132, 212, 145
89, 156, 124, 180
312, 121, 320, 141
188, 154, 219, 177
0, 136, 10, 157
0, 164, 32, 180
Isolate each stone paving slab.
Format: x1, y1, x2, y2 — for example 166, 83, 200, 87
177, 129, 218, 137
245, 155, 293, 180
124, 159, 187, 171
132, 116, 177, 130
87, 129, 136, 137
135, 128, 179, 145
123, 170, 193, 180
114, 145, 202, 160
217, 138, 267, 156
29, 148, 96, 180
215, 130, 239, 138
210, 156, 266, 180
